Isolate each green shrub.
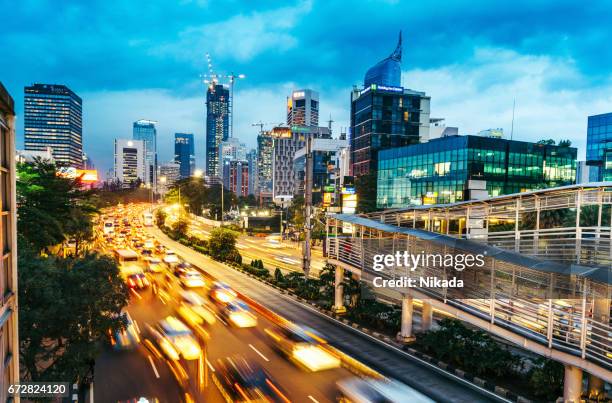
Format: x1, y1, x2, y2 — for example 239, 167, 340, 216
528, 357, 563, 401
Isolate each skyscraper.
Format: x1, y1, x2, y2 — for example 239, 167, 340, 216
206, 84, 230, 178
287, 89, 319, 127
256, 131, 274, 195
223, 160, 249, 197
0, 82, 19, 402
133, 119, 157, 186
157, 162, 181, 195
114, 139, 145, 187
246, 149, 257, 196
175, 133, 195, 179
24, 83, 83, 167
350, 33, 430, 179
586, 112, 612, 182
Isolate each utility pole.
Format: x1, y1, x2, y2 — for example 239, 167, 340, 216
303, 134, 313, 276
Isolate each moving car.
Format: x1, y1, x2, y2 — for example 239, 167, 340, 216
179, 270, 206, 288
336, 377, 434, 403
111, 312, 140, 350
265, 323, 341, 372
209, 282, 237, 306
163, 250, 180, 266
173, 261, 193, 277
127, 272, 150, 290
214, 356, 290, 403
145, 257, 163, 273
220, 300, 258, 328
149, 316, 201, 361
177, 290, 216, 326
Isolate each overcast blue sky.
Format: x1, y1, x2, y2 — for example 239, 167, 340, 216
2, 0, 612, 175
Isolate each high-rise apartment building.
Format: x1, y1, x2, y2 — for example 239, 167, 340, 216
157, 162, 181, 194
0, 83, 19, 402
133, 119, 157, 185
221, 137, 248, 162
223, 160, 250, 197
287, 89, 319, 127
586, 112, 612, 182
175, 133, 195, 179
350, 34, 430, 179
272, 125, 331, 203
256, 131, 274, 195
114, 139, 145, 187
246, 149, 257, 196
24, 83, 83, 167
206, 84, 230, 178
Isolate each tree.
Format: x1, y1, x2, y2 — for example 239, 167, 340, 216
557, 139, 572, 147
171, 217, 189, 239
289, 196, 305, 228
528, 357, 564, 400
17, 160, 97, 253
64, 207, 95, 256
537, 139, 556, 145
155, 209, 167, 227
208, 228, 239, 262
18, 243, 129, 382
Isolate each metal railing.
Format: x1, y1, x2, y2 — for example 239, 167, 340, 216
326, 221, 611, 370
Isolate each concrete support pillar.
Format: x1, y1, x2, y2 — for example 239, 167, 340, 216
421, 301, 433, 331
587, 374, 605, 400
398, 294, 414, 342
332, 266, 346, 314
563, 365, 583, 403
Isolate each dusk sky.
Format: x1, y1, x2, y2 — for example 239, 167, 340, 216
2, 0, 612, 175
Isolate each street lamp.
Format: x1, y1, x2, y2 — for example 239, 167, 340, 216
193, 169, 203, 178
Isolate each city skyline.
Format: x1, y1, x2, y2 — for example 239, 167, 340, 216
3, 1, 612, 175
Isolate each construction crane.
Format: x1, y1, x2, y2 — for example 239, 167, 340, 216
201, 52, 220, 90
251, 121, 284, 134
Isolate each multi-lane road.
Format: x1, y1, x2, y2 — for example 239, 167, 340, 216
93, 205, 500, 402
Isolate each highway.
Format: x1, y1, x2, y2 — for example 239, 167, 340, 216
146, 224, 498, 403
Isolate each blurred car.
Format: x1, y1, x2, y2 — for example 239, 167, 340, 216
111, 312, 140, 350
265, 323, 341, 372
127, 272, 150, 290
143, 239, 155, 250
215, 356, 290, 403
179, 270, 206, 288
220, 300, 258, 328
177, 291, 216, 326
155, 245, 166, 255
336, 377, 434, 403
163, 250, 180, 266
118, 397, 160, 403
173, 261, 193, 276
209, 282, 237, 306
146, 257, 164, 273
149, 316, 201, 361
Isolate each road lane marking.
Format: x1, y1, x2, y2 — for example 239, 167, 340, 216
308, 396, 320, 403
148, 355, 160, 378
132, 319, 141, 334
206, 358, 215, 372
248, 344, 270, 362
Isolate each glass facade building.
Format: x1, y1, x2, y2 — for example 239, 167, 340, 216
363, 32, 402, 88
175, 133, 195, 179
377, 135, 577, 208
132, 119, 157, 185
350, 85, 430, 178
206, 84, 229, 178
24, 83, 83, 167
586, 112, 612, 182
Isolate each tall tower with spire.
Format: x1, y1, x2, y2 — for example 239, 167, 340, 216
364, 31, 403, 87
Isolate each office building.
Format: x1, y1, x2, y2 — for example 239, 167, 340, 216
206, 84, 230, 178
221, 137, 248, 162
377, 135, 577, 208
114, 139, 145, 187
350, 84, 430, 178
157, 162, 180, 194
478, 128, 504, 139
576, 161, 592, 184
293, 138, 348, 206
287, 89, 319, 127
133, 120, 157, 185
272, 125, 331, 203
175, 133, 195, 179
427, 118, 458, 141
223, 159, 249, 197
586, 112, 612, 182
246, 149, 257, 196
256, 131, 274, 195
24, 83, 83, 167
0, 83, 19, 402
